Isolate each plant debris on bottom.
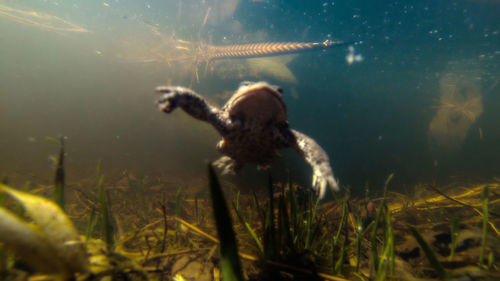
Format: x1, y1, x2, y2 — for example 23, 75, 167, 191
1, 168, 499, 281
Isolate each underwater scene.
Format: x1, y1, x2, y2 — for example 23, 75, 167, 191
0, 0, 499, 280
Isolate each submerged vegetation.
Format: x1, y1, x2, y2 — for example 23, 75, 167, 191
0, 141, 499, 281
0, 1, 498, 280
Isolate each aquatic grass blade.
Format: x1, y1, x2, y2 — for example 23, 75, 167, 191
85, 206, 98, 243
288, 172, 298, 242
370, 201, 382, 275
233, 202, 264, 254
479, 185, 489, 266
333, 194, 348, 274
384, 173, 394, 189
175, 187, 183, 239
335, 194, 348, 242
449, 217, 460, 261
194, 196, 199, 224
388, 209, 394, 276
159, 198, 168, 255
353, 272, 368, 281
235, 190, 240, 211
98, 175, 114, 250
370, 173, 393, 275
335, 222, 348, 275
252, 190, 265, 226
264, 174, 276, 259
408, 225, 447, 280
355, 215, 363, 272
376, 204, 394, 280
334, 241, 345, 274
53, 136, 65, 210
207, 163, 243, 281
487, 252, 494, 269
278, 194, 292, 251
305, 194, 320, 250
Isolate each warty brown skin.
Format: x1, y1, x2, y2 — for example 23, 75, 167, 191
155, 81, 338, 198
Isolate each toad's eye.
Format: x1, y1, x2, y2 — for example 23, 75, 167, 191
276, 87, 283, 94
239, 81, 252, 88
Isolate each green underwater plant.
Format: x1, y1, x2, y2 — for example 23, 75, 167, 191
480, 185, 489, 267
98, 174, 115, 251
234, 174, 320, 262
0, 138, 155, 280
52, 136, 66, 210
408, 225, 448, 280
229, 172, 354, 280
0, 135, 498, 281
45, 136, 67, 210
207, 163, 244, 281
0, 138, 88, 278
448, 217, 460, 262
370, 174, 395, 279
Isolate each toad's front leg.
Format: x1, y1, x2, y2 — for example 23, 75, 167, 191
156, 86, 230, 134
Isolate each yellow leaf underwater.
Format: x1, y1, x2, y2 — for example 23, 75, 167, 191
0, 184, 89, 276
211, 55, 298, 85
246, 55, 298, 84
0, 207, 65, 273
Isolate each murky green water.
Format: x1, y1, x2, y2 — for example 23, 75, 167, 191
0, 0, 498, 194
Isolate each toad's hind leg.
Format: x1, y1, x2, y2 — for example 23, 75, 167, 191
290, 129, 339, 198
213, 156, 241, 175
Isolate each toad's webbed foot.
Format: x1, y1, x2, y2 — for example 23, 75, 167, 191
156, 86, 231, 134
156, 86, 216, 119
213, 156, 241, 175
156, 86, 179, 113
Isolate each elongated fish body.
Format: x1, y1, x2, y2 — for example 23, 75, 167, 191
203, 40, 349, 61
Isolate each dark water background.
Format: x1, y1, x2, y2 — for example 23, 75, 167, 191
0, 0, 498, 196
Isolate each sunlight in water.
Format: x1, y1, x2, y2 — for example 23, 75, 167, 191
0, 4, 88, 33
